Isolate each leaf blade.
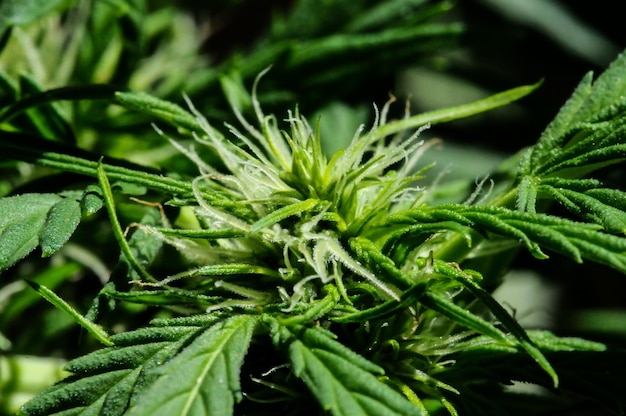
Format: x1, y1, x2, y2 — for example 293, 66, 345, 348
127, 315, 258, 416
275, 324, 423, 416
0, 193, 62, 271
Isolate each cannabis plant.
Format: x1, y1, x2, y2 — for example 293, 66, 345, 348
2, 1, 626, 416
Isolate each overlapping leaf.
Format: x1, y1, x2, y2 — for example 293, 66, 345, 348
127, 314, 258, 416
439, 330, 626, 414
19, 323, 200, 416
271, 321, 423, 416
521, 51, 626, 177
19, 314, 256, 416
0, 191, 92, 272
538, 178, 626, 234
386, 204, 626, 273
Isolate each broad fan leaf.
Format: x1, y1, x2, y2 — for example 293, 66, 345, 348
539, 178, 626, 234
19, 324, 203, 416
20, 314, 254, 416
126, 314, 258, 416
271, 321, 423, 416
386, 205, 626, 273
521, 51, 626, 178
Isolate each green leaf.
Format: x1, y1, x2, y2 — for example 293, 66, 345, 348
540, 181, 626, 233
39, 197, 82, 257
102, 287, 220, 307
0, 262, 80, 326
573, 50, 626, 123
387, 205, 626, 272
525, 51, 626, 176
251, 198, 320, 232
430, 260, 559, 387
0, 193, 62, 271
127, 315, 258, 416
273, 323, 423, 416
19, 321, 217, 415
0, 84, 117, 125
445, 331, 626, 412
25, 280, 113, 347
79, 185, 104, 216
515, 175, 537, 213
19, 370, 133, 416
525, 72, 593, 173
373, 81, 541, 139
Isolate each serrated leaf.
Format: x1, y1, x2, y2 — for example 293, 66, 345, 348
445, 331, 626, 411
40, 197, 81, 257
541, 184, 626, 234
0, 193, 62, 271
534, 72, 593, 154
19, 369, 132, 416
515, 175, 537, 213
20, 323, 205, 415
539, 141, 626, 176
127, 314, 258, 416
274, 323, 422, 416
527, 51, 626, 177
387, 205, 626, 270
420, 290, 509, 344
574, 50, 626, 123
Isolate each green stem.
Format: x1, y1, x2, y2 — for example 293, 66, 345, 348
97, 163, 157, 284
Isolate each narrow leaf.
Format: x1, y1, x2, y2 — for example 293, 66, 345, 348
25, 280, 113, 346
527, 72, 593, 171
433, 261, 559, 387
574, 50, 626, 123
515, 175, 537, 213
19, 323, 201, 416
251, 198, 320, 232
373, 82, 541, 139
